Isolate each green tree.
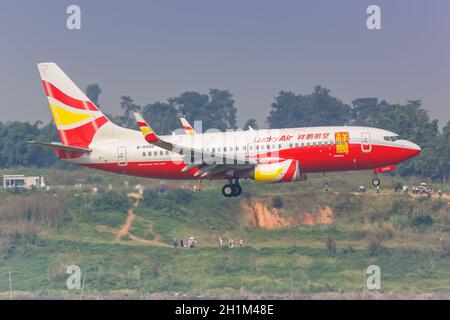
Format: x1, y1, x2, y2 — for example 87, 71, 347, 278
86, 84, 102, 107
243, 118, 258, 130
142, 102, 180, 135
170, 89, 237, 131
118, 96, 142, 129
268, 86, 352, 128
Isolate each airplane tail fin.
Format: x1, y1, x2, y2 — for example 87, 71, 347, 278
37, 63, 109, 148
180, 118, 196, 135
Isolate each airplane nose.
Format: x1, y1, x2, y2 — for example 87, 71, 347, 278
405, 141, 421, 156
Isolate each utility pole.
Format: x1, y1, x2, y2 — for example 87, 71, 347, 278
80, 272, 86, 300
289, 270, 294, 300
9, 271, 13, 300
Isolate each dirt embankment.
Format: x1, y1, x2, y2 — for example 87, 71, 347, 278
117, 193, 141, 240
242, 197, 334, 229
116, 193, 168, 247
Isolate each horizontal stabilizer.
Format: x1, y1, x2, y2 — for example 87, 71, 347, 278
28, 141, 91, 153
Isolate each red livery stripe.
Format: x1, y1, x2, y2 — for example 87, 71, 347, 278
58, 116, 108, 149
145, 132, 159, 143
282, 160, 297, 181
42, 80, 99, 111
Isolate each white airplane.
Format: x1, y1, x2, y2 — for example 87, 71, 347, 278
32, 63, 421, 197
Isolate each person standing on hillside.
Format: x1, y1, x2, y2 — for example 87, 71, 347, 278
173, 238, 178, 248
219, 238, 224, 248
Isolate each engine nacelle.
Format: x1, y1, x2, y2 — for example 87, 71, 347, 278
250, 160, 301, 183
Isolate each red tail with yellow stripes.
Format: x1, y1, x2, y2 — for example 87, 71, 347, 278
37, 63, 109, 148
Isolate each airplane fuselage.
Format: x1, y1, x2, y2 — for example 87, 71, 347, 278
67, 124, 421, 180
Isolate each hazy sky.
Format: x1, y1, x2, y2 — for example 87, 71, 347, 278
1, 0, 449, 128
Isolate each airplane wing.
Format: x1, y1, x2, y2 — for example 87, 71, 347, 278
134, 113, 257, 178
180, 118, 196, 135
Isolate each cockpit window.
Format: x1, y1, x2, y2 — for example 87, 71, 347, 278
384, 136, 400, 142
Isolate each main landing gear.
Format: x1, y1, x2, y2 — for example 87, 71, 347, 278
222, 179, 242, 197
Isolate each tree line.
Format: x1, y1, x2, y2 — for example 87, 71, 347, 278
0, 84, 448, 181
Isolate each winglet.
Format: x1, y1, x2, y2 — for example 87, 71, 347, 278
134, 113, 159, 143
180, 118, 196, 135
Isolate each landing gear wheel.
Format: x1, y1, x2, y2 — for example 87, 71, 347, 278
372, 178, 381, 187
222, 184, 235, 197
222, 183, 242, 197
234, 184, 242, 196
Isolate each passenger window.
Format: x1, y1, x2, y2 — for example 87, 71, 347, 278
165, 151, 169, 155
295, 143, 299, 147
223, 147, 227, 152
267, 145, 270, 150
142, 152, 146, 156
235, 147, 239, 151
289, 143, 293, 148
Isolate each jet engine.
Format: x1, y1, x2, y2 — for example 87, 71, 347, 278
249, 159, 301, 183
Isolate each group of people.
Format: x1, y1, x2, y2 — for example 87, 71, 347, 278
218, 237, 245, 248
172, 237, 246, 248
173, 237, 197, 249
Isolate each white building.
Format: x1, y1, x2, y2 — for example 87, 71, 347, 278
3, 175, 46, 189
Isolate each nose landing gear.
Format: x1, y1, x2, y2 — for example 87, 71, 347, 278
222, 179, 242, 197
372, 177, 381, 187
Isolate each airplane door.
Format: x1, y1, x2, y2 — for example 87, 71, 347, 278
361, 132, 372, 153
117, 146, 128, 167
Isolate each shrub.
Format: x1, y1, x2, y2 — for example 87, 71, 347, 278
365, 224, 394, 256
0, 193, 69, 228
166, 189, 193, 205
272, 196, 284, 209
390, 197, 415, 216
325, 235, 336, 257
94, 191, 130, 212
410, 214, 433, 226
439, 238, 450, 256
143, 189, 159, 207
